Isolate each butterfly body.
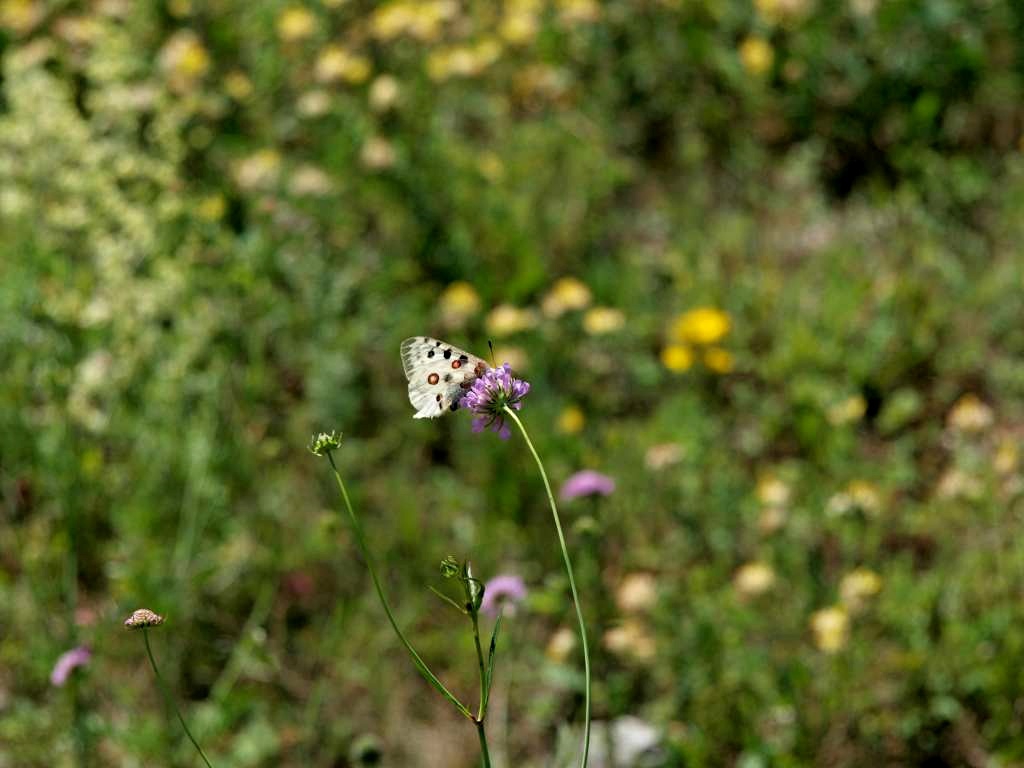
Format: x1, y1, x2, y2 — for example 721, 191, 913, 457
400, 337, 489, 418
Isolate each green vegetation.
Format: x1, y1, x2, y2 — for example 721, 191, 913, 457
2, 0, 1024, 765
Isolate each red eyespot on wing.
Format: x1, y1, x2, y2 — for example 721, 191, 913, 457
452, 360, 462, 369
427, 373, 440, 385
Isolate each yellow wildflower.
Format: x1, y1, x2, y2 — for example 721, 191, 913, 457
810, 606, 849, 653
558, 0, 601, 24
739, 36, 774, 76
603, 620, 656, 662
438, 281, 481, 327
557, 405, 585, 435
360, 136, 397, 170
839, 568, 882, 611
315, 45, 371, 84
616, 573, 658, 613
947, 393, 994, 433
371, 0, 456, 42
369, 75, 400, 111
757, 476, 791, 508
277, 6, 317, 42
297, 90, 332, 117
235, 149, 281, 191
500, 9, 539, 45
994, 437, 1018, 475
0, 0, 43, 35
159, 30, 210, 91
541, 277, 592, 317
546, 626, 576, 662
661, 344, 693, 373
755, 0, 813, 24
703, 347, 734, 373
828, 394, 866, 425
224, 70, 254, 101
196, 194, 226, 221
733, 562, 776, 598
478, 152, 505, 182
671, 307, 731, 345
486, 305, 537, 336
427, 38, 502, 80
583, 307, 625, 335
289, 165, 334, 197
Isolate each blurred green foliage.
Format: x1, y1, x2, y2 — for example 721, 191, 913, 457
2, 0, 1024, 765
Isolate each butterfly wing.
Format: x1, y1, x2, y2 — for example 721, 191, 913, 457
400, 337, 488, 418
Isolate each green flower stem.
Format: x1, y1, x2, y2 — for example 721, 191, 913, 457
63, 495, 86, 767
142, 628, 214, 768
503, 407, 591, 768
471, 612, 494, 767
476, 720, 493, 768
326, 453, 474, 721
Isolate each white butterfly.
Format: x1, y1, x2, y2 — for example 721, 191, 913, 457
400, 337, 489, 419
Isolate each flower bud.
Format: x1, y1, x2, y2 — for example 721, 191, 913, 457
440, 555, 461, 579
309, 430, 343, 456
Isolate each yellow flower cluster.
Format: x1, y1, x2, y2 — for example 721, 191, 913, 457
582, 307, 625, 335
1, 0, 42, 35
438, 281, 481, 328
663, 307, 733, 373
427, 38, 502, 81
315, 45, 372, 85
756, 475, 791, 533
542, 276, 592, 317
558, 405, 586, 434
733, 561, 776, 598
809, 606, 848, 653
810, 569, 882, 652
370, 0, 457, 43
739, 36, 774, 76
947, 393, 993, 433
486, 304, 538, 336
500, 0, 541, 45
277, 6, 317, 43
159, 29, 210, 92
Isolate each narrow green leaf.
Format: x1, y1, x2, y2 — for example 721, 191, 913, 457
482, 612, 502, 717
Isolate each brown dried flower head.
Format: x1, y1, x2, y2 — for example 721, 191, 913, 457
124, 608, 165, 629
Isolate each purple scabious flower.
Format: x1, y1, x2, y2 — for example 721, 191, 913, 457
50, 646, 91, 687
480, 574, 528, 618
459, 362, 530, 440
560, 470, 616, 501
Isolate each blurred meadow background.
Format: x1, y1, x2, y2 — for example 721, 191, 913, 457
3, 0, 1024, 765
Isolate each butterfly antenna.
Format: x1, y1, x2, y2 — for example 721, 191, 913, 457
487, 339, 497, 368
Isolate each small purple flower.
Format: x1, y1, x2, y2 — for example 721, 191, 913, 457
560, 470, 616, 501
480, 574, 528, 618
459, 363, 531, 440
50, 646, 91, 687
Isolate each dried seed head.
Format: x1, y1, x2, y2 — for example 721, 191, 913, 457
124, 608, 164, 629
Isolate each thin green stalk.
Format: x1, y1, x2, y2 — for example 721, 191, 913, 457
142, 628, 214, 768
471, 613, 488, 718
476, 720, 493, 768
503, 407, 591, 768
326, 453, 473, 720
470, 610, 494, 767
63, 496, 86, 767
